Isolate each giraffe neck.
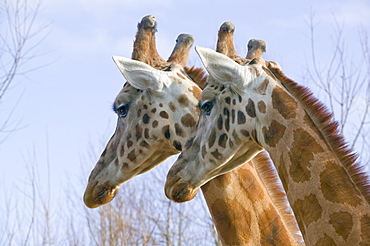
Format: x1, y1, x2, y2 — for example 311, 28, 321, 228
202, 151, 304, 245
165, 48, 370, 245
162, 68, 304, 245
256, 67, 370, 245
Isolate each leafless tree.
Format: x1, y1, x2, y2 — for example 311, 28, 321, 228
81, 155, 220, 245
0, 0, 49, 143
74, 139, 220, 246
304, 12, 370, 169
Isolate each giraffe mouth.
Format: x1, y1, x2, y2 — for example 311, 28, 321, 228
83, 181, 118, 208
164, 177, 199, 203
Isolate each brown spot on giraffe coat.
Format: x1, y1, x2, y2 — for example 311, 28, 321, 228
258, 100, 266, 114
329, 211, 353, 240
162, 125, 170, 139
181, 113, 196, 127
288, 128, 324, 183
255, 78, 269, 95
210, 199, 251, 245
223, 108, 230, 131
260, 204, 292, 245
127, 140, 133, 148
169, 101, 176, 112
173, 140, 182, 151
140, 140, 149, 148
137, 109, 142, 117
277, 154, 290, 193
127, 150, 136, 162
188, 86, 201, 100
135, 125, 142, 141
320, 161, 364, 206
245, 98, 256, 118
217, 115, 223, 130
262, 120, 286, 147
315, 234, 336, 246
152, 120, 158, 128
271, 86, 297, 120
142, 114, 150, 124
120, 145, 125, 157
231, 109, 236, 124
176, 72, 186, 80
177, 95, 189, 107
174, 123, 185, 137
225, 97, 231, 105
211, 149, 223, 160
159, 111, 169, 119
208, 129, 216, 148
292, 193, 322, 236
240, 129, 250, 138
237, 167, 265, 202
237, 110, 246, 124
218, 133, 228, 148
360, 215, 370, 244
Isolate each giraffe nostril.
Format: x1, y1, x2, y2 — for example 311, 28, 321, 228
96, 186, 108, 201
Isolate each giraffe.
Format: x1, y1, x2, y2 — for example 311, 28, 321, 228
83, 16, 303, 245
201, 22, 303, 245
83, 15, 199, 208
165, 46, 370, 245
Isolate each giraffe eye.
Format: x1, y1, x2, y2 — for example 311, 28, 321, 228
201, 100, 213, 115
117, 104, 129, 118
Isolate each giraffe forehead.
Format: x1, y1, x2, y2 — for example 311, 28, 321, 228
115, 85, 140, 106
114, 67, 198, 106
201, 85, 221, 101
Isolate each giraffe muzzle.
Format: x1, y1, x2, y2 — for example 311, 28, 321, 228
83, 181, 118, 208
164, 177, 199, 203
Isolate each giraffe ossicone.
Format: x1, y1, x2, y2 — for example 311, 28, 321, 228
165, 46, 370, 245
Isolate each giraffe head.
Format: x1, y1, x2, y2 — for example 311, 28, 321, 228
165, 47, 276, 202
83, 56, 203, 208
83, 14, 204, 208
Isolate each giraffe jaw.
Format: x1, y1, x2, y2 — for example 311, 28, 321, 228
164, 177, 199, 203
83, 181, 118, 208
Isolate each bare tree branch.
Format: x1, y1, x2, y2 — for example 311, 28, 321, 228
0, 0, 49, 141
305, 14, 370, 167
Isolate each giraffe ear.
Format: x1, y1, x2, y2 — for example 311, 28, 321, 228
195, 46, 245, 89
112, 56, 171, 91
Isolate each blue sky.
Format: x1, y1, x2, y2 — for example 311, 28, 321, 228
1, 0, 370, 228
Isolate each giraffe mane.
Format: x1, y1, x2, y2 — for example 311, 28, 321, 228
253, 151, 305, 242
184, 66, 208, 89
267, 65, 370, 204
